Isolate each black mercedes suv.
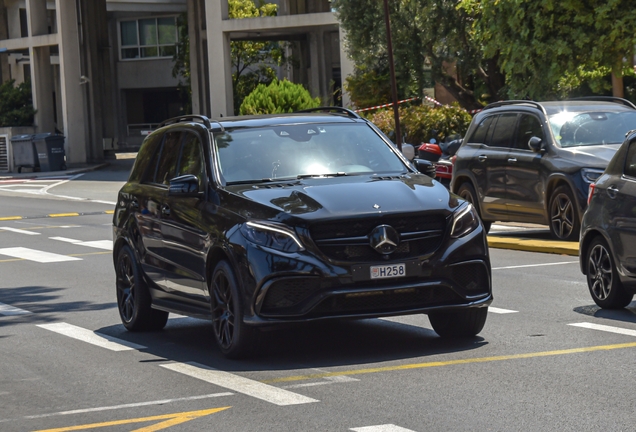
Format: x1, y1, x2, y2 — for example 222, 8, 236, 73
113, 108, 492, 358
452, 97, 636, 240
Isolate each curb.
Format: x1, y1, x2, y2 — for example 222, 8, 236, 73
0, 163, 110, 180
488, 236, 579, 256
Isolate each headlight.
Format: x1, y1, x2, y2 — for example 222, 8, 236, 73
240, 221, 304, 253
581, 168, 604, 184
450, 203, 480, 238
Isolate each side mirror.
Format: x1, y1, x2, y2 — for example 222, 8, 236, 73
169, 174, 201, 196
401, 143, 415, 160
413, 158, 436, 177
528, 136, 543, 152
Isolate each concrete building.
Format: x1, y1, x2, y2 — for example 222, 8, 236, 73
0, 0, 354, 171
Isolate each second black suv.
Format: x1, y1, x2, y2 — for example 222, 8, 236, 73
451, 97, 636, 240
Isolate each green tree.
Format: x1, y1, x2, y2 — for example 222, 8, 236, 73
172, 13, 191, 113
333, 0, 505, 110
0, 80, 35, 127
461, 0, 636, 99
239, 79, 320, 115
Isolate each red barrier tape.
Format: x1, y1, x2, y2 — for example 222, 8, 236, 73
355, 95, 483, 114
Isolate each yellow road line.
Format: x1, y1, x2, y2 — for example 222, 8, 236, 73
32, 406, 231, 432
0, 216, 23, 221
105, 210, 114, 214
262, 342, 636, 384
48, 213, 81, 218
488, 236, 579, 256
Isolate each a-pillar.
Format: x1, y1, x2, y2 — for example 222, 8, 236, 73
27, 0, 55, 132
205, 0, 233, 117
55, 0, 87, 164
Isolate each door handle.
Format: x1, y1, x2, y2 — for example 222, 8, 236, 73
161, 205, 171, 216
507, 158, 517, 163
607, 185, 619, 199
478, 155, 487, 162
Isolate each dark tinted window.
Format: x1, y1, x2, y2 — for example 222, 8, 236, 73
131, 132, 163, 183
514, 115, 544, 150
178, 132, 205, 187
155, 131, 182, 184
469, 116, 494, 144
489, 114, 518, 148
624, 142, 636, 178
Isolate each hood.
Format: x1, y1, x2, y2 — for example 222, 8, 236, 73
557, 144, 621, 168
224, 174, 459, 223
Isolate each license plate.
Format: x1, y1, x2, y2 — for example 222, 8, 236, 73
370, 263, 406, 279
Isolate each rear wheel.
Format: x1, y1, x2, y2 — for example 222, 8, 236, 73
115, 245, 168, 331
210, 260, 257, 359
457, 182, 491, 233
549, 185, 580, 241
428, 307, 488, 338
586, 237, 633, 309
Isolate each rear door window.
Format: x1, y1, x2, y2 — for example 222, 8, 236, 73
489, 113, 518, 148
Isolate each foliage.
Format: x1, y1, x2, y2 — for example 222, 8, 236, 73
364, 103, 472, 145
0, 80, 35, 127
333, 0, 505, 110
239, 79, 321, 115
344, 64, 392, 109
172, 13, 191, 114
460, 0, 636, 99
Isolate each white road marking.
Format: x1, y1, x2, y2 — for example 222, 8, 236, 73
0, 227, 40, 235
568, 322, 636, 337
37, 323, 146, 351
50, 237, 113, 250
351, 425, 417, 432
161, 361, 319, 406
490, 224, 529, 231
282, 374, 359, 389
0, 302, 32, 316
489, 307, 518, 314
0, 247, 81, 263
492, 261, 578, 270
14, 392, 234, 421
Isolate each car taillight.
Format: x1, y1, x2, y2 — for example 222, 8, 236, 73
587, 183, 596, 205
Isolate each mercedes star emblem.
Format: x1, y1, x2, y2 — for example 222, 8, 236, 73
369, 224, 400, 254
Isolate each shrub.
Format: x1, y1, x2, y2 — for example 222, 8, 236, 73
0, 80, 35, 127
364, 103, 473, 145
239, 79, 321, 115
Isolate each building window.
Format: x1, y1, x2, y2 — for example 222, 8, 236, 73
120, 17, 177, 60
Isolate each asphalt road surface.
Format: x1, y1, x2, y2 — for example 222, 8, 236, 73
1, 164, 634, 431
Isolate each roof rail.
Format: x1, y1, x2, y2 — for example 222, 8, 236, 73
295, 106, 362, 119
482, 100, 548, 117
159, 115, 212, 129
568, 96, 636, 109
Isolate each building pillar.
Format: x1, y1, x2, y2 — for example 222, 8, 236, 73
56, 0, 87, 164
188, 0, 210, 116
338, 26, 355, 109
205, 0, 232, 117
0, 0, 10, 83
30, 46, 55, 132
308, 32, 321, 99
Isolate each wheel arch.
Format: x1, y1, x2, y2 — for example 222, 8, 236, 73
453, 174, 489, 222
545, 176, 584, 219
579, 229, 606, 274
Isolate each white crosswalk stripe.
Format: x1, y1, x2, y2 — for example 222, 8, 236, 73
489, 307, 518, 314
37, 323, 146, 351
50, 237, 113, 250
0, 247, 81, 263
0, 302, 32, 316
0, 227, 40, 235
351, 425, 417, 432
569, 322, 636, 337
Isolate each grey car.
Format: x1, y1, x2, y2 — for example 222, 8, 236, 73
451, 97, 636, 240
580, 130, 636, 308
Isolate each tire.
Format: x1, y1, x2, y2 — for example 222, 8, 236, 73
549, 185, 580, 241
586, 237, 633, 309
115, 245, 168, 331
428, 307, 488, 338
210, 260, 257, 359
457, 182, 491, 233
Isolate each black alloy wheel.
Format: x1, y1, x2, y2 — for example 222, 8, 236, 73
586, 237, 633, 309
116, 245, 168, 331
457, 182, 491, 233
428, 307, 488, 337
549, 185, 580, 241
210, 260, 256, 359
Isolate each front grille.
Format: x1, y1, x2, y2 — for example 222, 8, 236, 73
450, 262, 490, 293
0, 136, 8, 172
309, 214, 446, 262
310, 285, 463, 317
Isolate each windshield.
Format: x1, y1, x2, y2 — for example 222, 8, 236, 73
214, 123, 407, 184
548, 110, 636, 147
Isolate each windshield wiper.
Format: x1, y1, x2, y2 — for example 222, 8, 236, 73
296, 172, 348, 179
226, 178, 290, 185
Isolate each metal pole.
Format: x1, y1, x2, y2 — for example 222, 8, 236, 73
383, 0, 401, 151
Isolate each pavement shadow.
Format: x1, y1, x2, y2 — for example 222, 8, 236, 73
96, 314, 488, 373
573, 303, 636, 324
490, 229, 553, 240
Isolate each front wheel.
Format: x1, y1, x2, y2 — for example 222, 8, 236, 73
115, 245, 168, 331
549, 185, 580, 241
210, 260, 257, 359
586, 237, 633, 309
457, 183, 491, 233
428, 307, 488, 338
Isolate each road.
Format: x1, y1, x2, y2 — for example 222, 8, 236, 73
1, 163, 634, 431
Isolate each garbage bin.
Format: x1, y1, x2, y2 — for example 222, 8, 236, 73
33, 133, 66, 171
11, 134, 39, 173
